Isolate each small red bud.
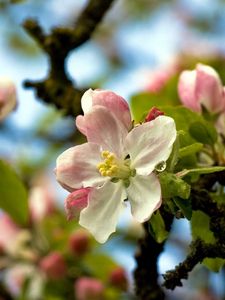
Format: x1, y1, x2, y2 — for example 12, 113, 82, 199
74, 277, 104, 300
69, 230, 90, 256
109, 267, 128, 291
39, 252, 66, 280
145, 107, 164, 122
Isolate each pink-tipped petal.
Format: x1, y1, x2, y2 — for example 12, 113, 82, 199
56, 143, 105, 190
76, 106, 128, 158
65, 188, 90, 220
81, 89, 132, 130
79, 181, 126, 243
125, 116, 176, 176
127, 173, 161, 222
196, 64, 225, 113
178, 70, 201, 112
76, 115, 87, 136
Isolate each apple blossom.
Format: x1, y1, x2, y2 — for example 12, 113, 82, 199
0, 77, 17, 121
178, 63, 225, 113
56, 90, 176, 243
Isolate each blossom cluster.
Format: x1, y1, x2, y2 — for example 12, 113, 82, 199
0, 177, 128, 299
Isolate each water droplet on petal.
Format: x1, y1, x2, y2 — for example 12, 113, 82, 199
155, 161, 166, 172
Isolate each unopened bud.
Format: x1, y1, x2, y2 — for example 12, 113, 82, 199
74, 277, 104, 300
145, 107, 164, 122
109, 267, 128, 291
69, 230, 90, 256
39, 252, 66, 280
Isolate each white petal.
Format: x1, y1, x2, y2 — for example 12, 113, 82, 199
81, 89, 94, 113
76, 106, 128, 158
56, 143, 105, 190
127, 173, 161, 222
81, 89, 132, 130
79, 181, 126, 243
125, 116, 176, 175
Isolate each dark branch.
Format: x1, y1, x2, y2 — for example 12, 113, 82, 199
134, 222, 165, 300
134, 207, 173, 300
23, 0, 115, 116
191, 188, 225, 244
163, 239, 225, 290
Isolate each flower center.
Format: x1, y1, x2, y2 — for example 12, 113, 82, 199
97, 151, 134, 180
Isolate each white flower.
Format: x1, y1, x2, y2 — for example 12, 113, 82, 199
56, 90, 176, 243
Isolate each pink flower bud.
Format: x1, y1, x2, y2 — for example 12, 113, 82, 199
178, 64, 225, 113
145, 107, 164, 122
75, 277, 104, 300
39, 252, 66, 280
109, 267, 128, 291
0, 77, 17, 121
65, 188, 90, 220
69, 230, 90, 256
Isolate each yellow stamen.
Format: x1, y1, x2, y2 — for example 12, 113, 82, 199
97, 151, 133, 179
101, 151, 110, 159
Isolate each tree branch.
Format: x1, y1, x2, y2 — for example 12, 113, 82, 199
134, 207, 173, 300
163, 239, 225, 290
23, 0, 116, 116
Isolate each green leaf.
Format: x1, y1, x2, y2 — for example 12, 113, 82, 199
191, 211, 224, 272
159, 106, 200, 133
84, 254, 118, 281
173, 197, 192, 220
130, 92, 158, 122
177, 166, 225, 178
179, 143, 203, 158
158, 106, 217, 147
203, 258, 225, 272
0, 160, 28, 225
148, 211, 169, 243
159, 172, 191, 199
189, 121, 218, 145
130, 76, 180, 122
